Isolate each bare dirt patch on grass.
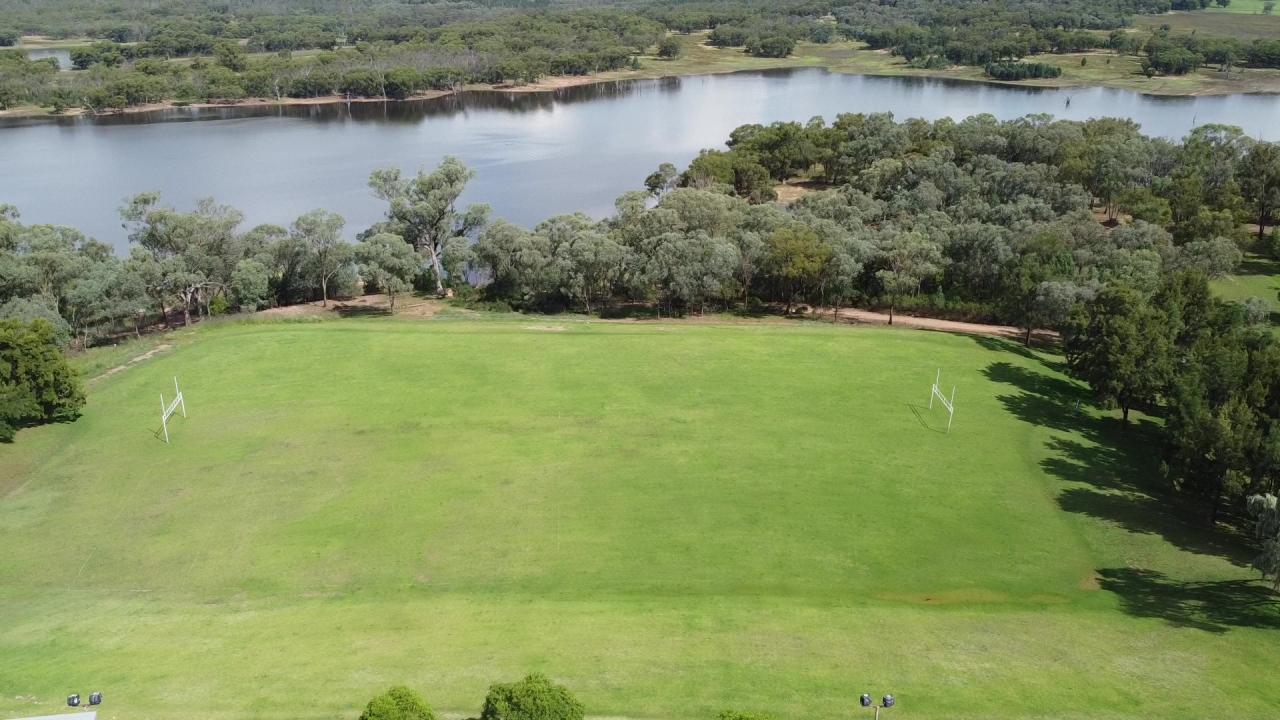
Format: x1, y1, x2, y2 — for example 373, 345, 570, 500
818, 306, 1059, 343
256, 295, 445, 319
89, 343, 173, 384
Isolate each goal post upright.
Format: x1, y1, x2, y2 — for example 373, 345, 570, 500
928, 368, 957, 433
159, 376, 187, 444
160, 393, 169, 444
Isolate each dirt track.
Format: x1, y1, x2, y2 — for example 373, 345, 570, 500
818, 307, 1059, 344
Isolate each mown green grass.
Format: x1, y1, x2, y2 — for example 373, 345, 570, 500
1212, 253, 1280, 314
1, 317, 1277, 720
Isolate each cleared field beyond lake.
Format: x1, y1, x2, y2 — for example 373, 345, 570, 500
0, 317, 1277, 720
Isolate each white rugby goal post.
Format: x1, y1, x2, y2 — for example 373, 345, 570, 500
160, 376, 187, 444
928, 369, 956, 433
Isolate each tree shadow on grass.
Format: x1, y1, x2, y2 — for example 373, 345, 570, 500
982, 361, 1099, 436
981, 352, 1260, 611
971, 334, 1066, 373
1097, 568, 1280, 633
1058, 486, 1253, 567
906, 403, 947, 434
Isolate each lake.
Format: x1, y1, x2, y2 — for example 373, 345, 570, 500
3, 68, 1280, 251
20, 47, 73, 70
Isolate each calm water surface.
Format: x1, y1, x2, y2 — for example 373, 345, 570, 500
3, 68, 1279, 250
20, 47, 72, 70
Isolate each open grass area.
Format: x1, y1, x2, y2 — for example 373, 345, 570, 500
1136, 11, 1280, 40
613, 34, 1280, 96
1211, 253, 1280, 313
1203, 0, 1279, 14
1, 316, 1277, 720
15, 35, 94, 49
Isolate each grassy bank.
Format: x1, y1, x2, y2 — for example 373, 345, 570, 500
1136, 11, 1280, 40
0, 316, 1276, 719
604, 33, 1280, 96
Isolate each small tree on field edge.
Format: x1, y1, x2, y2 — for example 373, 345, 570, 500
480, 673, 584, 720
359, 685, 437, 720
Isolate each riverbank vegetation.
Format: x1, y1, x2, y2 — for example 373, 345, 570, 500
6, 0, 1280, 113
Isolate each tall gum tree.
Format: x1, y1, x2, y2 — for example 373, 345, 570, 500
368, 157, 489, 296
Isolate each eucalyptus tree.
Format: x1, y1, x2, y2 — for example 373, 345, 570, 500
541, 214, 626, 314
766, 225, 832, 315
355, 233, 420, 312
1241, 141, 1280, 241
643, 231, 738, 316
472, 221, 557, 308
369, 156, 490, 296
1003, 229, 1076, 345
875, 230, 943, 325
291, 209, 350, 307
230, 259, 271, 312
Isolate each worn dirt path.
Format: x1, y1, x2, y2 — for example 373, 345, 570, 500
89, 343, 173, 384
814, 306, 1059, 344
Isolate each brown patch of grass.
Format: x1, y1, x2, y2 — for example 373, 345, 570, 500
774, 180, 831, 204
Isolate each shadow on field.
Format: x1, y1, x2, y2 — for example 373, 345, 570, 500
906, 403, 948, 433
971, 335, 1066, 373
984, 358, 1252, 565
1097, 568, 1280, 633
979, 349, 1267, 624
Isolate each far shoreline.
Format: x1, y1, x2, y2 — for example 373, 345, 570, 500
4, 50, 1280, 122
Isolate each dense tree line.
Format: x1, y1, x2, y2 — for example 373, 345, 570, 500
453, 115, 1267, 337
6, 114, 1277, 345
1065, 270, 1280, 527
1117, 27, 1280, 76
14, 0, 1280, 113
0, 8, 664, 111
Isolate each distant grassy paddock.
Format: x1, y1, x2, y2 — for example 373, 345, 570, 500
622, 34, 1280, 96
1211, 253, 1280, 313
1136, 11, 1280, 40
1, 317, 1277, 720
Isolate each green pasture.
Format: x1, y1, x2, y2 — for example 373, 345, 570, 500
1136, 10, 1280, 39
1211, 253, 1280, 315
1, 317, 1276, 720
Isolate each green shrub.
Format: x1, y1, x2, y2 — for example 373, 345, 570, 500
657, 36, 682, 58
480, 674, 584, 720
747, 36, 795, 58
209, 295, 230, 316
984, 62, 1062, 80
0, 318, 85, 442
358, 686, 436, 720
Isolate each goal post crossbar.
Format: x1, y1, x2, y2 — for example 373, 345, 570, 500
928, 369, 956, 433
160, 376, 187, 444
